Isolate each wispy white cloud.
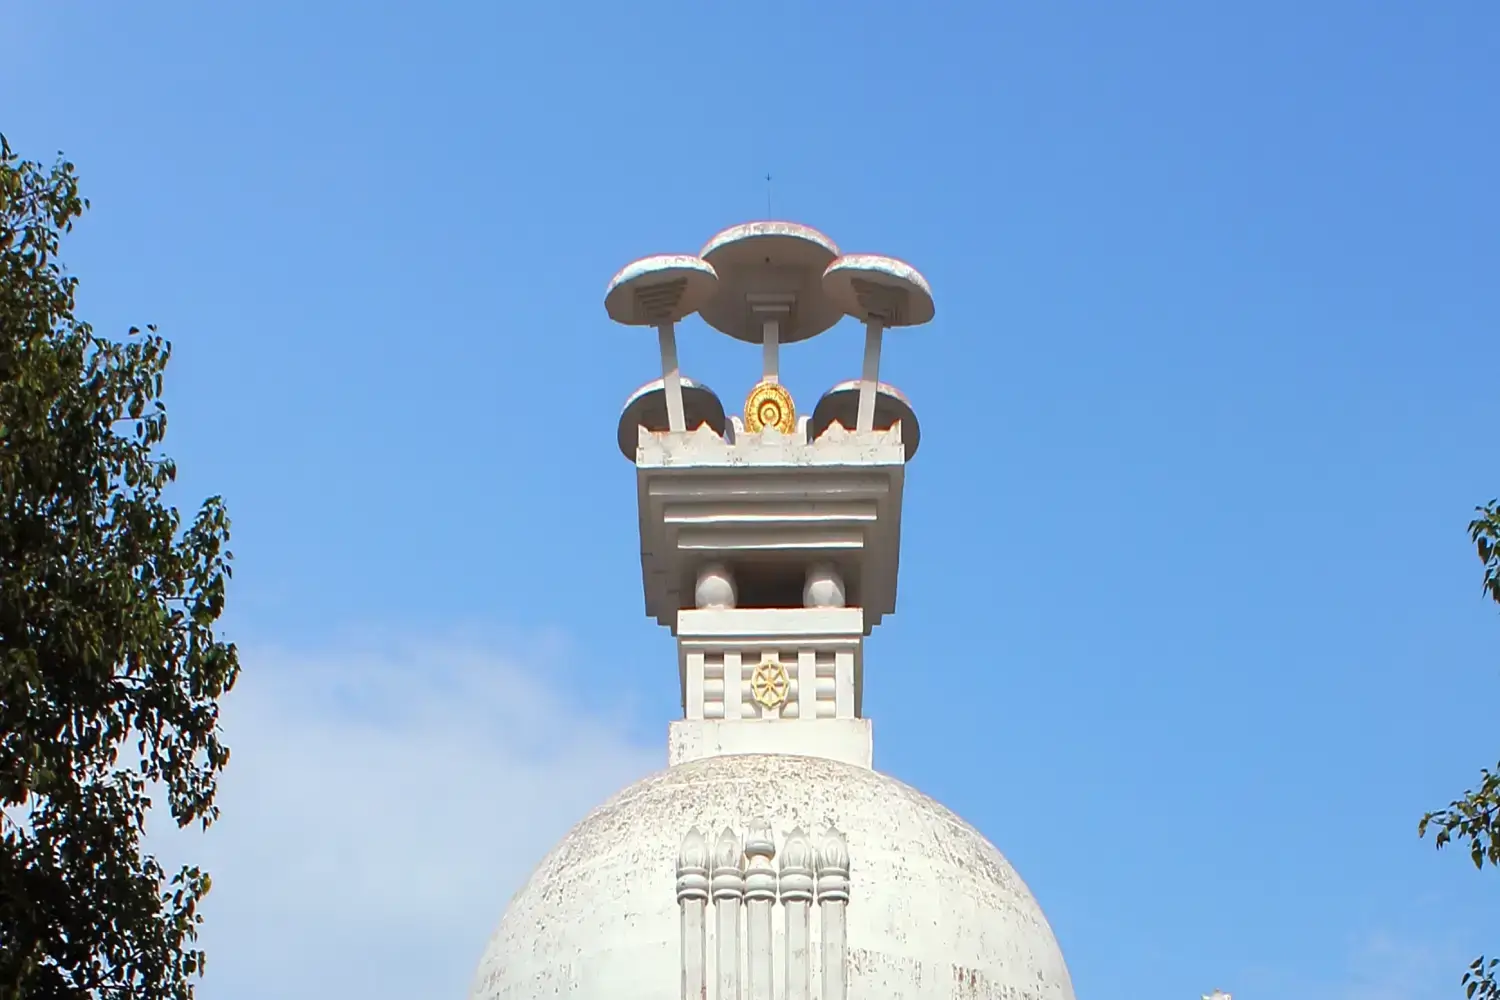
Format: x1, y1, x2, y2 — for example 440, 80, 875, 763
150, 637, 659, 1000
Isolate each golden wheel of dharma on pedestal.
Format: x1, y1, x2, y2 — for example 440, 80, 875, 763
744, 380, 796, 435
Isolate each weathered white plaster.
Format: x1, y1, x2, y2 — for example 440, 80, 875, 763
674, 608, 865, 759
668, 719, 873, 768
470, 754, 1076, 1000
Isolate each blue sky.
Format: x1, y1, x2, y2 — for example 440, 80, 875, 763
3, 2, 1497, 997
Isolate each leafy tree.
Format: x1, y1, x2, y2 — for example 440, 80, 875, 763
0, 135, 239, 998
1419, 502, 1500, 1000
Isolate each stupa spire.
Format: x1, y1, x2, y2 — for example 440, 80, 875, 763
605, 220, 934, 769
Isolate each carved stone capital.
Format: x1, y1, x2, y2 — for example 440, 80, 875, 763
676, 827, 710, 903
777, 826, 815, 904
815, 827, 850, 904
710, 826, 745, 903
743, 821, 777, 903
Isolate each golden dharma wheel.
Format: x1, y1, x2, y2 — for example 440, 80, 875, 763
744, 380, 796, 435
749, 657, 790, 710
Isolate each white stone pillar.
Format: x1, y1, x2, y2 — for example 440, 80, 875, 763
856, 318, 884, 433
816, 827, 850, 1000
677, 828, 710, 1000
761, 317, 780, 383
779, 828, 815, 1000
743, 823, 776, 1000
657, 322, 687, 433
711, 827, 745, 1000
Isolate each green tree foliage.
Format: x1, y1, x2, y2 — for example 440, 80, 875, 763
1419, 502, 1500, 1000
0, 136, 239, 998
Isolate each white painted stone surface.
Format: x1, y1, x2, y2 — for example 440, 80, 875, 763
635, 422, 907, 631
668, 719, 873, 768
470, 754, 1076, 1000
676, 608, 864, 732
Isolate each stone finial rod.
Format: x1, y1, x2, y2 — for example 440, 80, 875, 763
657, 322, 687, 434
762, 318, 780, 383
856, 318, 883, 434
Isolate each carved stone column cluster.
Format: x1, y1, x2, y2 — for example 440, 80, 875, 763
676, 824, 850, 1000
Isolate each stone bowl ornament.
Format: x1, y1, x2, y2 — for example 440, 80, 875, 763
809, 380, 921, 461
617, 376, 728, 460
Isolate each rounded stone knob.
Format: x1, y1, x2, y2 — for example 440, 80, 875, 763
803, 564, 846, 609
695, 563, 737, 609
693, 563, 735, 611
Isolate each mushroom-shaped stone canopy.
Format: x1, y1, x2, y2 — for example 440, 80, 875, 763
604, 254, 719, 326
810, 380, 921, 461
822, 254, 935, 327
617, 377, 727, 459
696, 221, 844, 345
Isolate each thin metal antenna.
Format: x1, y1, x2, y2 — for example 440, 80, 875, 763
765, 173, 773, 217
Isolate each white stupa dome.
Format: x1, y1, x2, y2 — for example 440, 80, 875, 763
470, 753, 1076, 1000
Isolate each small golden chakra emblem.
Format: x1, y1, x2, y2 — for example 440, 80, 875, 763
749, 657, 790, 710
744, 380, 796, 435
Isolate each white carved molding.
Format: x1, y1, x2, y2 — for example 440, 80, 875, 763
681, 824, 850, 1000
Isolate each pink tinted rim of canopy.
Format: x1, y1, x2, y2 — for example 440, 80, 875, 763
699, 220, 841, 267
604, 254, 719, 325
821, 253, 935, 327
